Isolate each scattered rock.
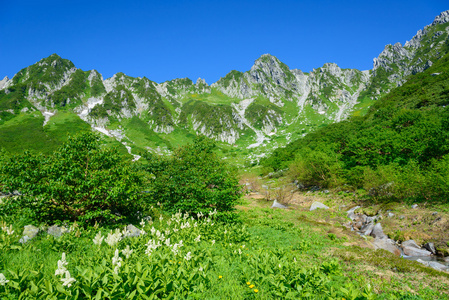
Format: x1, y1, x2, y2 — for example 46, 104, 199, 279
402, 245, 432, 256
416, 259, 448, 271
370, 223, 387, 239
124, 224, 142, 238
271, 200, 288, 209
402, 239, 420, 249
309, 201, 329, 211
346, 206, 360, 220
423, 242, 437, 255
47, 225, 68, 238
431, 73, 441, 76
323, 190, 330, 194
388, 212, 395, 218
360, 223, 375, 236
399, 215, 405, 220
20, 225, 39, 243
372, 238, 401, 256
411, 204, 419, 209
432, 212, 438, 216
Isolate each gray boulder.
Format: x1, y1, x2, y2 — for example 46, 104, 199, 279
271, 200, 288, 209
402, 245, 432, 257
346, 206, 360, 220
47, 225, 67, 238
372, 238, 401, 256
402, 239, 420, 249
411, 204, 418, 209
416, 259, 448, 272
370, 223, 387, 239
360, 223, 375, 236
310, 201, 329, 211
124, 224, 141, 238
423, 243, 436, 254
19, 225, 39, 243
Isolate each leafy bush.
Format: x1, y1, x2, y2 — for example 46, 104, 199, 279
141, 137, 242, 217
0, 132, 145, 224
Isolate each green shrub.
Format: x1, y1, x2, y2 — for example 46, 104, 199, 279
141, 136, 242, 217
0, 132, 145, 224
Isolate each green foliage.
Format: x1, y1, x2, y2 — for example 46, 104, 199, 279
0, 132, 145, 224
263, 51, 449, 201
141, 137, 242, 216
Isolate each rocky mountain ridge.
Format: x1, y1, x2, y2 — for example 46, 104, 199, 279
1, 10, 448, 164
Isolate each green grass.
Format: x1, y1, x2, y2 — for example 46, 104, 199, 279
0, 198, 447, 299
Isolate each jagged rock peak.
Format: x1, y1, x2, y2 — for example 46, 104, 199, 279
432, 10, 449, 26
195, 78, 208, 86
0, 76, 9, 90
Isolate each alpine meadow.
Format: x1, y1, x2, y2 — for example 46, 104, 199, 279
2, 7, 449, 300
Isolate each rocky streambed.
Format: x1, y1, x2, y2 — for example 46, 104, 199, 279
343, 205, 449, 272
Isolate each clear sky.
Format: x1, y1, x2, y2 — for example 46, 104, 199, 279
1, 1, 447, 84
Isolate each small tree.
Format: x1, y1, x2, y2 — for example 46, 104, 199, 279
0, 132, 145, 224
141, 137, 242, 217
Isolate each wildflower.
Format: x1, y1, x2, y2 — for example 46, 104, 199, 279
165, 238, 171, 247
294, 257, 297, 263
93, 231, 104, 246
249, 284, 255, 288
121, 245, 133, 259
145, 239, 161, 256
140, 229, 147, 235
194, 222, 198, 227
166, 220, 172, 226
247, 282, 250, 285
211, 240, 215, 245
197, 212, 204, 218
238, 249, 242, 255
105, 229, 122, 247
224, 229, 227, 234
254, 289, 258, 293
199, 266, 203, 272
165, 229, 171, 235
150, 227, 156, 235
219, 275, 223, 279
61, 270, 76, 287
0, 273, 9, 286
140, 219, 145, 227
159, 215, 163, 222
157, 202, 161, 206
55, 253, 68, 276
173, 227, 179, 232
194, 235, 201, 242
184, 252, 192, 261
112, 249, 122, 267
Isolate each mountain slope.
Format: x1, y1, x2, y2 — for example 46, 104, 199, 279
1, 10, 448, 165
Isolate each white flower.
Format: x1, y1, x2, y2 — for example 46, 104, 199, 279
194, 222, 198, 227
113, 266, 120, 275
238, 248, 242, 255
199, 266, 203, 272
112, 249, 122, 267
197, 212, 203, 218
157, 202, 161, 206
150, 227, 156, 235
139, 220, 145, 227
140, 229, 147, 235
183, 213, 189, 220
61, 271, 76, 287
55, 253, 68, 276
105, 229, 122, 247
166, 220, 172, 226
224, 230, 227, 234
145, 239, 161, 256
194, 235, 201, 242
184, 252, 192, 261
121, 245, 133, 259
211, 240, 215, 245
159, 215, 163, 222
0, 273, 9, 286
173, 227, 179, 232
294, 257, 297, 262
93, 232, 104, 246
5, 225, 14, 235
165, 238, 171, 247
165, 229, 171, 235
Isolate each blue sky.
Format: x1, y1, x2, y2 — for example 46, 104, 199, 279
1, 1, 447, 84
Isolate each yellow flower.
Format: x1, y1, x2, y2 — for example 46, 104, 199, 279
249, 284, 255, 288
254, 289, 258, 293
247, 282, 250, 285
219, 275, 223, 279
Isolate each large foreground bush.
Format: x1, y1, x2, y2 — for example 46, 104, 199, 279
141, 137, 242, 217
0, 132, 145, 224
